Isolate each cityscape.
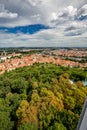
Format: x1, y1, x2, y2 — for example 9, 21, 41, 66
0, 0, 87, 130
0, 48, 87, 74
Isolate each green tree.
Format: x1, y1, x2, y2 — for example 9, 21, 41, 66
18, 122, 38, 130
0, 112, 14, 130
64, 96, 75, 110
48, 122, 67, 130
11, 78, 28, 94
0, 98, 14, 130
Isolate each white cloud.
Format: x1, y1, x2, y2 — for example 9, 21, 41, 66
0, 0, 87, 27
59, 5, 77, 17
51, 12, 58, 20
50, 5, 77, 27
0, 28, 87, 47
0, 12, 18, 19
0, 0, 87, 47
0, 3, 18, 19
77, 4, 87, 18
26, 0, 42, 6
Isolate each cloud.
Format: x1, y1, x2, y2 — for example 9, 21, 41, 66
65, 21, 87, 32
59, 6, 77, 18
26, 0, 42, 6
0, 3, 18, 19
0, 12, 18, 19
50, 5, 77, 27
50, 4, 87, 38
0, 0, 87, 47
77, 4, 87, 20
0, 0, 87, 27
0, 28, 87, 47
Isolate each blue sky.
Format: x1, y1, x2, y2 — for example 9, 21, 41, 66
0, 0, 87, 47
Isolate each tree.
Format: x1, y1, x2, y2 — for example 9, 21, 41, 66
40, 88, 64, 111
16, 100, 38, 125
48, 122, 67, 130
18, 122, 38, 130
11, 78, 28, 94
64, 96, 75, 110
0, 112, 14, 130
6, 93, 21, 120
56, 110, 79, 130
0, 98, 14, 130
0, 63, 86, 130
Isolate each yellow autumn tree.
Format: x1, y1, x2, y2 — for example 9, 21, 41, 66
40, 88, 64, 111
16, 100, 38, 125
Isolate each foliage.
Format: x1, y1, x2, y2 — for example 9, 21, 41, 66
48, 122, 67, 130
18, 122, 38, 130
0, 63, 87, 130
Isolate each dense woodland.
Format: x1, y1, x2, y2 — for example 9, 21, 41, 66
0, 63, 87, 130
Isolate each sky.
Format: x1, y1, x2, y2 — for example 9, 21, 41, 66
0, 0, 87, 47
